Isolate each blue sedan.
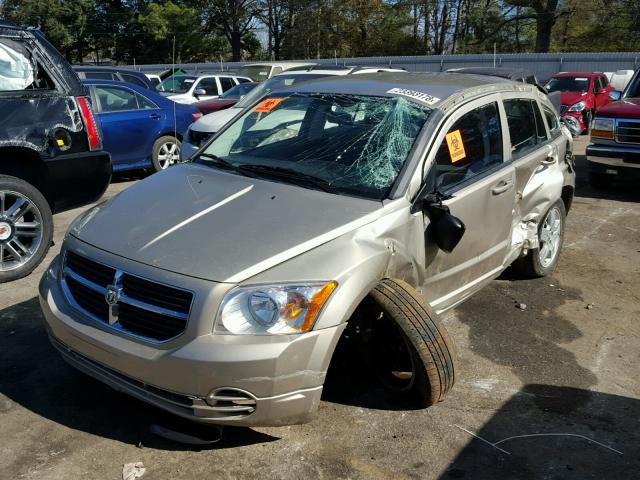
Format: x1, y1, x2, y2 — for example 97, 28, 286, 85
82, 80, 202, 172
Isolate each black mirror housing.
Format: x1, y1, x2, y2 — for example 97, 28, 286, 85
432, 213, 466, 253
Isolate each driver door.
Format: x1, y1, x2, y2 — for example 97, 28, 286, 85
421, 97, 516, 313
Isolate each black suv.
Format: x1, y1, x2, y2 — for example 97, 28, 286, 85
0, 21, 111, 282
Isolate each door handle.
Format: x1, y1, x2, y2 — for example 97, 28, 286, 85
541, 155, 556, 165
149, 113, 161, 120
491, 180, 513, 195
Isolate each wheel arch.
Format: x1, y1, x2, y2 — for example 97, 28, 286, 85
0, 147, 51, 207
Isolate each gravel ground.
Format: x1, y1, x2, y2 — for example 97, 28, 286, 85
1, 137, 639, 479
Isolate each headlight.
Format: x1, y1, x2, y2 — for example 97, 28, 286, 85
567, 101, 586, 112
216, 281, 337, 335
591, 118, 615, 139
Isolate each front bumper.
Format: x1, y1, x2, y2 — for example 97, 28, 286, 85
39, 254, 345, 426
44, 150, 112, 213
586, 144, 640, 175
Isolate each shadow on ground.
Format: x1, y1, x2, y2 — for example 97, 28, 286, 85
0, 297, 278, 451
441, 384, 640, 479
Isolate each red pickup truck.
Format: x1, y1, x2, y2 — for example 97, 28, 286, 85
586, 69, 640, 187
544, 72, 614, 135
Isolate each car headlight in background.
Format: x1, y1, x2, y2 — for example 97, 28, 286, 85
216, 281, 338, 335
591, 118, 615, 139
567, 101, 586, 112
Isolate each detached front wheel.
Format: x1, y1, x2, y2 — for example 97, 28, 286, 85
356, 279, 456, 407
0, 176, 53, 283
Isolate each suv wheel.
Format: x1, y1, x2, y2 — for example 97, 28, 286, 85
152, 136, 181, 172
354, 279, 456, 407
513, 200, 566, 278
0, 176, 53, 283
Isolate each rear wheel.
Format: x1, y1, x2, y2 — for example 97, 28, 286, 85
513, 200, 565, 278
151, 136, 181, 172
354, 279, 456, 407
0, 176, 53, 283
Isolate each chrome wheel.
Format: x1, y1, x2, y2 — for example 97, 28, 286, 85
538, 206, 562, 268
157, 141, 180, 169
0, 190, 44, 272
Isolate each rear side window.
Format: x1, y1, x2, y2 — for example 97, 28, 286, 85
433, 102, 503, 192
504, 99, 547, 158
542, 104, 559, 135
601, 76, 609, 87
1, 39, 54, 91
95, 85, 140, 112
219, 77, 235, 92
136, 93, 156, 109
121, 73, 147, 88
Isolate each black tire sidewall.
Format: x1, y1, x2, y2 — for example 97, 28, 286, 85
0, 176, 53, 283
151, 136, 181, 172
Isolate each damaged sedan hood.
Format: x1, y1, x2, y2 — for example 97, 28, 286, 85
71, 163, 380, 283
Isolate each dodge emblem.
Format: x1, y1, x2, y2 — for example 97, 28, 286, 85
105, 285, 122, 306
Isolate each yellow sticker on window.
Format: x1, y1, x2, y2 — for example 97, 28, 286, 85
254, 97, 285, 113
445, 129, 466, 163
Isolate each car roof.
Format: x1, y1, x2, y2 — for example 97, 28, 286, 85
74, 66, 145, 75
448, 67, 534, 78
285, 72, 516, 108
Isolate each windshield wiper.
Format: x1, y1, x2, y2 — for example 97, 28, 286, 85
237, 164, 335, 193
196, 153, 253, 177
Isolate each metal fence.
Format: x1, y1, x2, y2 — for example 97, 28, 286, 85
126, 52, 640, 80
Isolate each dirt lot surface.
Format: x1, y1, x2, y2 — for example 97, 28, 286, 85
1, 137, 639, 479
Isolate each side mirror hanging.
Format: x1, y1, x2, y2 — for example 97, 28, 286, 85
413, 189, 466, 254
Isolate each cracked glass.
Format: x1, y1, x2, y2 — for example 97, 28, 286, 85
199, 92, 432, 199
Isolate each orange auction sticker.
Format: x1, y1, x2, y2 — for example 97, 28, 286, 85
445, 129, 466, 163
254, 98, 285, 113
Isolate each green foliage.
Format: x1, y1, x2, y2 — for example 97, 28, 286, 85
1, 0, 638, 64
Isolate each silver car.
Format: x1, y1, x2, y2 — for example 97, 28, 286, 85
39, 73, 575, 427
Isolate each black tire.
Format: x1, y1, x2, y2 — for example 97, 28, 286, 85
589, 171, 614, 189
513, 200, 566, 278
151, 135, 181, 172
360, 278, 456, 407
0, 175, 53, 283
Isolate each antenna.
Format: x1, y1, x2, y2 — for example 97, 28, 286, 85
172, 35, 178, 165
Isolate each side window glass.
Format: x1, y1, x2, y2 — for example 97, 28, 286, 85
0, 39, 54, 91
601, 76, 609, 88
272, 66, 283, 76
198, 78, 218, 95
592, 78, 598, 95
532, 102, 548, 142
95, 86, 139, 112
542, 105, 559, 134
504, 99, 544, 158
432, 102, 503, 192
121, 73, 147, 88
219, 77, 235, 92
86, 72, 116, 80
136, 93, 156, 109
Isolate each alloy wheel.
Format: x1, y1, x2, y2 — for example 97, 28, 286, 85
538, 206, 562, 268
0, 190, 44, 272
157, 141, 180, 169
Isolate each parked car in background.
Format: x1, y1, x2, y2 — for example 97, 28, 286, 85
180, 66, 407, 160
145, 73, 162, 87
586, 68, 640, 188
237, 62, 315, 81
544, 72, 614, 134
40, 73, 575, 427
83, 80, 201, 172
74, 66, 154, 90
0, 21, 111, 282
194, 82, 258, 115
156, 74, 252, 104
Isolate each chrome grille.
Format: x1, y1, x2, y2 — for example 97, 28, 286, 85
616, 119, 640, 144
62, 250, 193, 342
188, 129, 213, 147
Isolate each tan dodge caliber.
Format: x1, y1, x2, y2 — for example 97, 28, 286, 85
39, 73, 575, 426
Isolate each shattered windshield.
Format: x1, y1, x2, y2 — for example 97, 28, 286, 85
197, 92, 432, 199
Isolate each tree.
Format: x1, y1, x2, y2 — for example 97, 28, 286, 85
505, 0, 563, 52
205, 0, 260, 61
